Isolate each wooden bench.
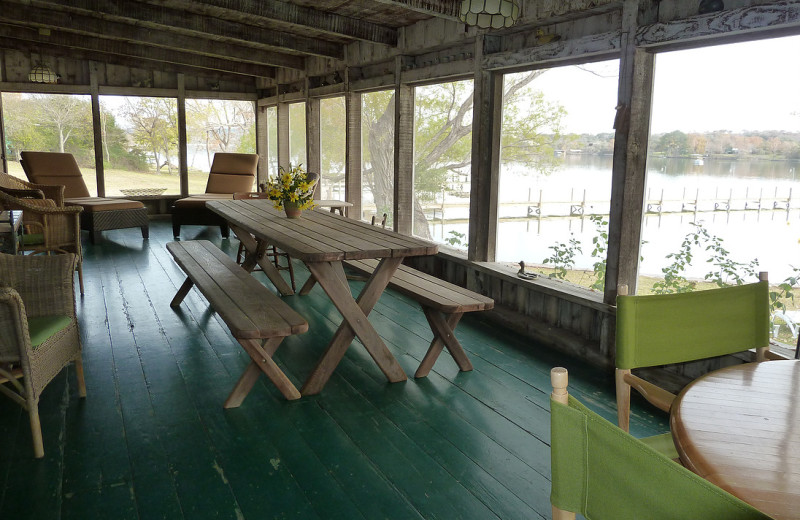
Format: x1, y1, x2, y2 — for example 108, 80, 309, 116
166, 240, 308, 403
342, 259, 494, 378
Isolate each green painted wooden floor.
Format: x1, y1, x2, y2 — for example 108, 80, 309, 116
0, 219, 669, 520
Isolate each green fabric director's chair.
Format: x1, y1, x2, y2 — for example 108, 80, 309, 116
549, 367, 772, 520
614, 273, 783, 455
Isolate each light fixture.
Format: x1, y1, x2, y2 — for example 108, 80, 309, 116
459, 0, 520, 29
28, 64, 58, 84
535, 29, 561, 45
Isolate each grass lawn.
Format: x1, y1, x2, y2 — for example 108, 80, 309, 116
6, 160, 214, 195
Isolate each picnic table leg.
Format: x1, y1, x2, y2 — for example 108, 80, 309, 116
415, 311, 471, 378
225, 336, 300, 405
229, 223, 294, 295
301, 258, 407, 395
170, 278, 194, 307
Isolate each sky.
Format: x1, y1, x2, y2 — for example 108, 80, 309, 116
525, 34, 800, 135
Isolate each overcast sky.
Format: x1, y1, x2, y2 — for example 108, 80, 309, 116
528, 33, 800, 135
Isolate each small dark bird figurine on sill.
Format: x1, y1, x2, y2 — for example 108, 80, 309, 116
698, 0, 724, 14
517, 261, 537, 280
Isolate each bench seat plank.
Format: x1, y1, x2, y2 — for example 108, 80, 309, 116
345, 259, 494, 313
167, 240, 308, 402
167, 241, 307, 339
343, 258, 494, 378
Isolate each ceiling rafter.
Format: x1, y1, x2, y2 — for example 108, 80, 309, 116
0, 24, 276, 77
145, 0, 399, 45
0, 36, 268, 82
0, 3, 306, 70
23, 0, 345, 60
370, 0, 461, 21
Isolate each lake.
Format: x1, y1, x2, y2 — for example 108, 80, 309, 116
427, 154, 800, 283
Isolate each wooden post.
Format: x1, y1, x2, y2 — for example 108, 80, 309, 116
345, 83, 362, 220
277, 102, 290, 172
0, 52, 6, 174
605, 0, 655, 303
394, 56, 414, 235
306, 96, 321, 197
176, 73, 188, 196
468, 35, 502, 262
255, 104, 267, 187
89, 62, 105, 197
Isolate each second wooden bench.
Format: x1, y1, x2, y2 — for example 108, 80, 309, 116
167, 240, 308, 403
343, 259, 494, 378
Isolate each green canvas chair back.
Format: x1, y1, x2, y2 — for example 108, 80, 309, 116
616, 279, 769, 370
549, 367, 771, 520
614, 276, 771, 433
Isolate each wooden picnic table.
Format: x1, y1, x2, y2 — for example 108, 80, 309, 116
671, 360, 800, 519
206, 199, 438, 395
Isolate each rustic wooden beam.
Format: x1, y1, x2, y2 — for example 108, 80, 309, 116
394, 57, 415, 235
371, 0, 461, 21
150, 0, 398, 45
23, 0, 344, 59
0, 3, 306, 70
467, 35, 502, 262
0, 42, 251, 87
306, 95, 321, 190
345, 86, 363, 219
177, 74, 189, 197
606, 0, 653, 301
0, 25, 276, 78
277, 102, 290, 172
483, 31, 623, 70
636, 1, 800, 49
89, 62, 105, 197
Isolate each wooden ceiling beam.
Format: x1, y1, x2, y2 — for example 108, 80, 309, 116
22, 0, 345, 59
0, 36, 264, 82
370, 0, 461, 21
148, 0, 398, 45
0, 25, 276, 78
0, 3, 305, 70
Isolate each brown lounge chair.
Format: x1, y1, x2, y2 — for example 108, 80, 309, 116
171, 153, 258, 238
20, 152, 149, 244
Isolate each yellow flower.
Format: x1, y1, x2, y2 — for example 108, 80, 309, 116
289, 192, 299, 202
298, 181, 309, 192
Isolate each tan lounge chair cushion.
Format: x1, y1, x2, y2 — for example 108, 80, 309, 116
173, 194, 234, 209
205, 153, 258, 194
20, 152, 92, 198
65, 197, 144, 212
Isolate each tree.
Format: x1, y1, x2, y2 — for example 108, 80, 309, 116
656, 130, 689, 156
31, 94, 89, 154
362, 70, 567, 240
186, 99, 255, 167
122, 98, 178, 174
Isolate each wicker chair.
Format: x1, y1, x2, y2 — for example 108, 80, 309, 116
0, 188, 84, 295
0, 171, 65, 205
0, 253, 86, 458
171, 153, 258, 238
19, 151, 149, 244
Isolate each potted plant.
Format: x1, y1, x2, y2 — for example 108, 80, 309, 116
262, 164, 318, 218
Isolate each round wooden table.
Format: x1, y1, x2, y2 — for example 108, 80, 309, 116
671, 360, 800, 520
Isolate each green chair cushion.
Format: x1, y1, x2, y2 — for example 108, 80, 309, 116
27, 315, 72, 348
639, 431, 680, 460
20, 233, 44, 246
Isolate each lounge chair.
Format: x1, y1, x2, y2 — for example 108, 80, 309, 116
171, 153, 258, 238
19, 152, 149, 244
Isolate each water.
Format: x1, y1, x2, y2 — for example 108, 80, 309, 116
428, 154, 800, 282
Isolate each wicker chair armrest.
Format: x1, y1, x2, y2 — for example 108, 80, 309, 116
29, 183, 65, 206
1, 195, 82, 215
0, 287, 28, 362
0, 187, 45, 200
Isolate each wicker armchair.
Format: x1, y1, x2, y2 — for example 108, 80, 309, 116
0, 172, 65, 206
0, 253, 86, 458
0, 189, 84, 295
